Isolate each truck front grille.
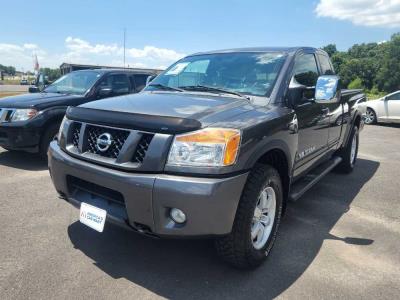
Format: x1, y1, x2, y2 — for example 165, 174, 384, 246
85, 125, 129, 159
65, 121, 160, 170
132, 134, 153, 163
71, 123, 81, 148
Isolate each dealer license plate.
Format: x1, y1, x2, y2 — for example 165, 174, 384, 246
79, 202, 107, 232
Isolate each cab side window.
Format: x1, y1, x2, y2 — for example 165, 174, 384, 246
293, 54, 319, 87
99, 74, 130, 95
317, 53, 335, 75
111, 74, 130, 94
293, 54, 319, 100
132, 74, 149, 92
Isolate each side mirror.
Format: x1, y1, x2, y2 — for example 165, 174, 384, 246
28, 86, 39, 93
146, 75, 156, 86
98, 87, 112, 97
315, 75, 340, 103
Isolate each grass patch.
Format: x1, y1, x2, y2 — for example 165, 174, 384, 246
365, 92, 386, 100
0, 92, 24, 98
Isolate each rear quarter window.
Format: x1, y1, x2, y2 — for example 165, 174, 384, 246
317, 53, 335, 75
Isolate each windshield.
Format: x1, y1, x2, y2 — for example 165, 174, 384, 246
146, 52, 287, 97
44, 71, 101, 95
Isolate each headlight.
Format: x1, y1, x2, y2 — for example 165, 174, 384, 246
57, 116, 68, 143
10, 109, 38, 122
167, 128, 241, 167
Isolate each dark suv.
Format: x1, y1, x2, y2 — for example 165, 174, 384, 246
0, 69, 158, 156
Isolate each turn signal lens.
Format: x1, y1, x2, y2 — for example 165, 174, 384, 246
167, 128, 241, 167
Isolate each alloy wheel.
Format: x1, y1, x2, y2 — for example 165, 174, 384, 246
251, 186, 276, 250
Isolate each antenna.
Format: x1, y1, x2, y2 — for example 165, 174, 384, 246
123, 27, 126, 68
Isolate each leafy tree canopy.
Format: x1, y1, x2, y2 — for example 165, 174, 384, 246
322, 33, 400, 94
0, 64, 16, 75
39, 68, 61, 82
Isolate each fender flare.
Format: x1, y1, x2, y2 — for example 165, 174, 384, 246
343, 108, 363, 148
244, 138, 294, 176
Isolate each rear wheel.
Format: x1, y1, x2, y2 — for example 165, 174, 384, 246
336, 126, 359, 173
39, 123, 60, 158
215, 164, 283, 269
364, 108, 377, 125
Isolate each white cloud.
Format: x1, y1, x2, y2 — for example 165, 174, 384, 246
0, 43, 40, 71
315, 0, 400, 27
63, 36, 185, 69
23, 43, 39, 50
0, 37, 185, 71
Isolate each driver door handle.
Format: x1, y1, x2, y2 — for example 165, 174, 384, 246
321, 108, 330, 115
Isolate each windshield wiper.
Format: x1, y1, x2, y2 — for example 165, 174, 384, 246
148, 83, 184, 92
178, 85, 250, 100
53, 91, 71, 95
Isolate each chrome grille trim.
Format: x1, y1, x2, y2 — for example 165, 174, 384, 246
64, 121, 166, 171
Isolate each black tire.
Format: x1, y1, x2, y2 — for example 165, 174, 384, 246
336, 126, 359, 174
215, 164, 283, 269
365, 108, 377, 125
39, 123, 60, 158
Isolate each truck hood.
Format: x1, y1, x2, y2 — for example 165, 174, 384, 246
0, 92, 84, 109
80, 91, 251, 119
69, 91, 255, 134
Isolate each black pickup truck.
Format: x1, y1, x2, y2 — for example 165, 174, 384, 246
0, 69, 157, 156
48, 47, 365, 268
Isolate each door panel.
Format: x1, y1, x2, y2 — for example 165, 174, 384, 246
386, 92, 400, 121
316, 53, 342, 145
292, 53, 330, 167
374, 101, 386, 120
295, 101, 330, 166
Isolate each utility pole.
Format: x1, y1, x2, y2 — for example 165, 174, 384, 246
123, 28, 126, 68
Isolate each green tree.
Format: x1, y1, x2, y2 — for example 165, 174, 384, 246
348, 77, 364, 89
375, 34, 400, 92
322, 34, 399, 93
0, 64, 16, 75
322, 44, 337, 57
39, 68, 61, 82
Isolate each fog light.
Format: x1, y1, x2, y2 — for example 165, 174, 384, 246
170, 208, 186, 224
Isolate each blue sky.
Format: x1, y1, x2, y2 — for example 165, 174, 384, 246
1, 0, 399, 71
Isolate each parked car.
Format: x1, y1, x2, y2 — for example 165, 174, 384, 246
0, 69, 157, 156
363, 91, 400, 124
20, 79, 29, 85
48, 47, 364, 268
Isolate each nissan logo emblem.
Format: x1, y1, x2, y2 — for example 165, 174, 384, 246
96, 133, 113, 152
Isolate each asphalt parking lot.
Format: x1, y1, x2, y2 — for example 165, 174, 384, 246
0, 85, 29, 93
0, 124, 399, 299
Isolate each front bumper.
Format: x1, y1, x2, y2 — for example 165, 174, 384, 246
0, 123, 41, 152
48, 142, 248, 237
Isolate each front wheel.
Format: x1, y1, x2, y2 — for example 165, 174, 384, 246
215, 164, 283, 269
39, 123, 60, 158
364, 108, 377, 125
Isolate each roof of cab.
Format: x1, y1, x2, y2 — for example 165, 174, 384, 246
71, 68, 160, 74
189, 47, 319, 56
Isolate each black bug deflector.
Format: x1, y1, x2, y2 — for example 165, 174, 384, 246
66, 106, 202, 134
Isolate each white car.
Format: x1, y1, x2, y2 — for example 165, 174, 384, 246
363, 91, 400, 124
